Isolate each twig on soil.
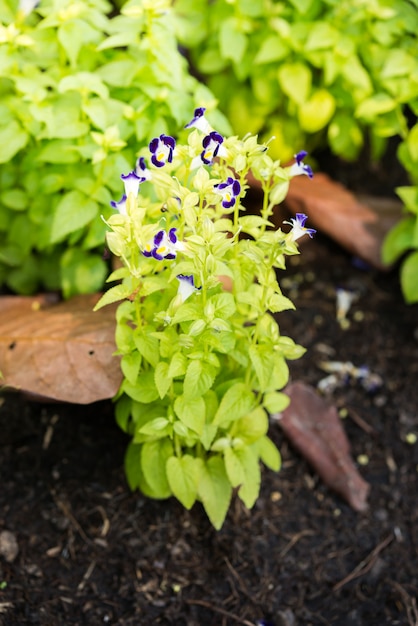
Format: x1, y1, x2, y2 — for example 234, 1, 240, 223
333, 534, 394, 591
279, 529, 316, 558
77, 560, 97, 592
390, 581, 418, 626
346, 406, 378, 437
50, 490, 91, 545
185, 599, 256, 626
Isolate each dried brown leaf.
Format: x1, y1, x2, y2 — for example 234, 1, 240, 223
276, 381, 370, 511
0, 294, 122, 404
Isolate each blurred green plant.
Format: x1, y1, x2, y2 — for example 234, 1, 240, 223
173, 0, 418, 302
0, 0, 227, 296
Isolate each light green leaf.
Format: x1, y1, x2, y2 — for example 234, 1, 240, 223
168, 352, 187, 378
298, 90, 336, 133
60, 249, 107, 299
355, 94, 397, 121
277, 62, 311, 105
254, 35, 288, 64
174, 395, 206, 435
237, 447, 261, 509
305, 22, 338, 51
224, 447, 245, 487
401, 250, 418, 304
93, 283, 132, 310
123, 371, 159, 404
154, 361, 171, 399
0, 121, 28, 163
139, 417, 171, 437
236, 406, 269, 443
166, 455, 203, 509
257, 436, 281, 471
50, 190, 98, 243
213, 383, 255, 426
219, 18, 247, 64
268, 293, 295, 313
134, 333, 160, 368
198, 456, 232, 530
121, 351, 142, 386
263, 391, 290, 414
141, 439, 173, 499
184, 359, 215, 400
382, 217, 414, 265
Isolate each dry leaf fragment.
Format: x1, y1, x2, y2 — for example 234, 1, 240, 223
0, 294, 121, 404
275, 381, 370, 511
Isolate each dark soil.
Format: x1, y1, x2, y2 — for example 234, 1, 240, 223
1, 231, 418, 626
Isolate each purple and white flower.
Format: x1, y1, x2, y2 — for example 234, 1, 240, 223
284, 213, 316, 241
214, 177, 241, 209
18, 0, 40, 15
176, 274, 201, 302
110, 194, 127, 216
135, 156, 152, 182
201, 131, 225, 165
184, 107, 212, 134
121, 171, 141, 197
143, 228, 181, 261
149, 134, 176, 168
288, 150, 313, 179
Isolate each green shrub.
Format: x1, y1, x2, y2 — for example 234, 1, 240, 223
0, 0, 227, 296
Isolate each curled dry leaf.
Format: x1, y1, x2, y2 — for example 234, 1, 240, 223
275, 381, 370, 511
0, 294, 122, 404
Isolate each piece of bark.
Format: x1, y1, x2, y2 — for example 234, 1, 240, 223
274, 381, 370, 511
0, 294, 122, 404
283, 174, 402, 270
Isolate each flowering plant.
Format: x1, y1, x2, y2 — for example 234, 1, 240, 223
96, 108, 315, 529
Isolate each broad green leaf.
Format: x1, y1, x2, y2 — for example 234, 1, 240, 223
166, 455, 203, 509
305, 22, 338, 51
268, 293, 295, 313
140, 439, 173, 499
407, 125, 418, 162
254, 35, 288, 64
355, 94, 397, 121
382, 217, 414, 264
50, 191, 98, 243
198, 456, 232, 530
115, 395, 132, 433
60, 249, 107, 299
249, 345, 272, 390
298, 90, 336, 133
381, 50, 416, 79
134, 333, 160, 368
401, 251, 418, 304
277, 62, 311, 106
213, 382, 255, 426
0, 121, 28, 163
0, 189, 27, 211
219, 18, 247, 64
139, 417, 171, 437
168, 352, 187, 378
224, 447, 245, 487
124, 442, 143, 491
97, 59, 138, 87
256, 435, 281, 471
93, 283, 132, 310
174, 395, 206, 435
236, 447, 261, 509
121, 351, 142, 386
154, 361, 171, 399
123, 371, 159, 403
236, 406, 269, 443
210, 292, 236, 319
263, 391, 290, 414
184, 359, 215, 399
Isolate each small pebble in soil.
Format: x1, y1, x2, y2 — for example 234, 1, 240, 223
405, 433, 417, 445
0, 530, 19, 563
357, 454, 369, 465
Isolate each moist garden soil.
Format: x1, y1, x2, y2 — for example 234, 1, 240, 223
1, 195, 418, 625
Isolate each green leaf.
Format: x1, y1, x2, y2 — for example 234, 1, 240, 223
60, 249, 108, 299
168, 352, 187, 378
51, 191, 98, 244
0, 189, 28, 211
93, 283, 132, 310
134, 332, 160, 368
139, 417, 171, 437
256, 436, 281, 471
140, 439, 173, 499
401, 251, 418, 304
166, 455, 203, 509
210, 292, 236, 319
224, 447, 245, 487
184, 359, 215, 399
268, 293, 295, 313
236, 406, 269, 443
355, 94, 397, 121
213, 383, 255, 426
305, 22, 338, 51
154, 361, 171, 399
121, 351, 142, 386
382, 217, 414, 265
219, 18, 247, 64
124, 442, 143, 491
263, 391, 290, 414
298, 90, 336, 133
236, 447, 261, 509
198, 456, 232, 530
0, 121, 28, 163
123, 371, 160, 404
174, 395, 206, 434
277, 62, 311, 106
254, 35, 288, 64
